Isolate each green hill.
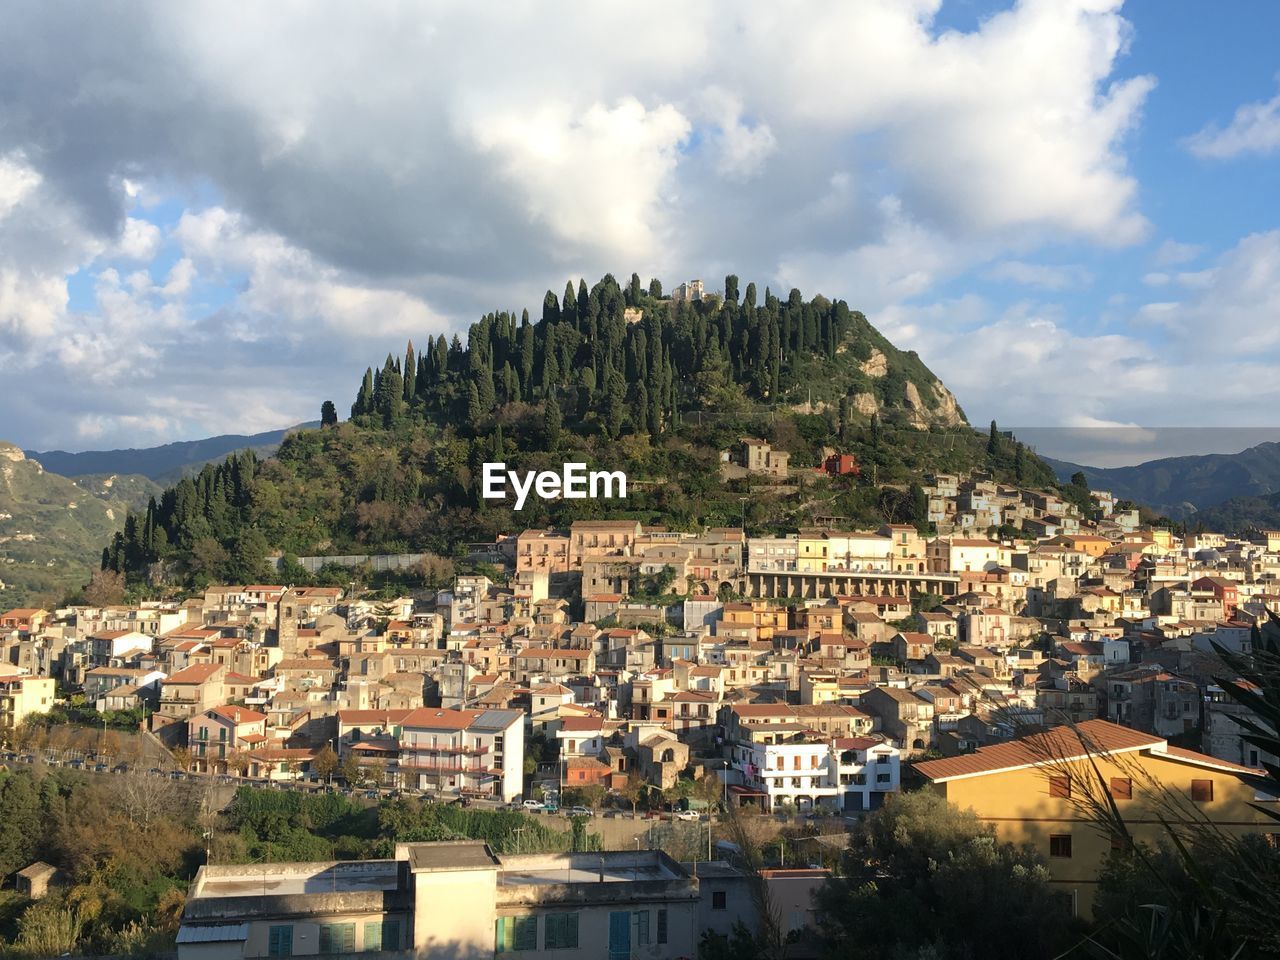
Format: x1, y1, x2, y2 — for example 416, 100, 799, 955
100, 273, 1058, 589
1192, 490, 1280, 535
0, 443, 160, 606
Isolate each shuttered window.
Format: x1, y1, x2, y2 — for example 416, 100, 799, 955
544, 913, 579, 949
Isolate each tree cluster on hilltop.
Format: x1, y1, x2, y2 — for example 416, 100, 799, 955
98, 273, 1058, 591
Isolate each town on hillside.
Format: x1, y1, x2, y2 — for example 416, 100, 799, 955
3, 464, 1279, 957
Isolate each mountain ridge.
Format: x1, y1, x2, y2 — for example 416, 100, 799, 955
26, 423, 320, 483
1044, 441, 1280, 518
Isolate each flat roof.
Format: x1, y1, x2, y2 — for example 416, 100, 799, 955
195, 861, 400, 898
402, 840, 500, 873
497, 852, 683, 887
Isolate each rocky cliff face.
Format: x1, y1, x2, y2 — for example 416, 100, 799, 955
848, 349, 966, 429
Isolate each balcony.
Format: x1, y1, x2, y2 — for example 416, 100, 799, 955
399, 757, 499, 775
400, 742, 490, 757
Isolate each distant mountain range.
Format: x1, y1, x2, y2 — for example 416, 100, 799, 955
26, 423, 318, 484
1045, 441, 1280, 524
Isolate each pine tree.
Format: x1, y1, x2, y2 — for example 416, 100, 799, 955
648, 277, 663, 298
321, 400, 338, 427
987, 420, 1000, 456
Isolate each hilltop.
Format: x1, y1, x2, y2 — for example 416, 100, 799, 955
0, 443, 160, 606
99, 273, 1057, 588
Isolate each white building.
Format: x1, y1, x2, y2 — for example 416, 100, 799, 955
177, 843, 704, 960
833, 737, 901, 811
398, 706, 525, 802
730, 724, 839, 811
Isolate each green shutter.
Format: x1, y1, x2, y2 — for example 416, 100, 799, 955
514, 916, 537, 950
545, 912, 579, 950
363, 921, 382, 952
495, 917, 510, 953
657, 908, 667, 945
268, 925, 293, 957
320, 923, 355, 954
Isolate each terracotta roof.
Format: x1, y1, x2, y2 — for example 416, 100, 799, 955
337, 709, 414, 725
1158, 744, 1261, 775
165, 663, 223, 685
209, 705, 268, 724
400, 707, 484, 730
558, 716, 604, 732
914, 719, 1162, 782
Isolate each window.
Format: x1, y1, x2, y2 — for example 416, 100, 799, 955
363, 919, 399, 952
1049, 835, 1073, 859
657, 908, 668, 945
1049, 775, 1071, 799
634, 910, 650, 945
496, 916, 538, 953
268, 925, 294, 957
1109, 777, 1132, 800
1192, 779, 1214, 802
544, 912, 579, 950
319, 923, 355, 954
712, 891, 727, 910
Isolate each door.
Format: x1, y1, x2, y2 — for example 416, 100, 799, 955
609, 910, 631, 960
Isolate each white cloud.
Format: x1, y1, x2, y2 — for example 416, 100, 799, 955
1152, 238, 1203, 267
1136, 231, 1280, 350
0, 1, 1165, 447
116, 217, 161, 260
1185, 80, 1280, 159
467, 98, 690, 265
172, 207, 444, 339
987, 260, 1093, 290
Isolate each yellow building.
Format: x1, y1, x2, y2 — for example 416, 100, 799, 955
915, 719, 1273, 918
720, 601, 788, 641
0, 674, 55, 732
797, 529, 829, 573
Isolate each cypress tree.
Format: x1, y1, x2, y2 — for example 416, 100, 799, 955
544, 394, 562, 447
403, 341, 416, 401
466, 382, 483, 431
352, 367, 374, 417
562, 281, 578, 326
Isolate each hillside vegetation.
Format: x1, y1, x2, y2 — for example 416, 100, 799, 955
0, 444, 158, 607
100, 273, 1057, 589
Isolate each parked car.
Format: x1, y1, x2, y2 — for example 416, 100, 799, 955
673, 810, 701, 822
522, 799, 545, 811
568, 805, 594, 818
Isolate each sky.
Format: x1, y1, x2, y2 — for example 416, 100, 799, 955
1, 1, 1278, 467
